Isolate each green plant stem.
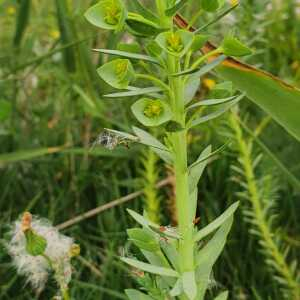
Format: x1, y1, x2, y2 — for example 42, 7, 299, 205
135, 74, 171, 93
62, 288, 71, 300
168, 55, 195, 274
155, 0, 170, 28
229, 113, 299, 299
42, 254, 71, 300
191, 48, 221, 70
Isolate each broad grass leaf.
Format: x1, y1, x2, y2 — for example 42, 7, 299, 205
194, 201, 239, 242
0, 147, 64, 165
120, 257, 179, 277
217, 63, 300, 141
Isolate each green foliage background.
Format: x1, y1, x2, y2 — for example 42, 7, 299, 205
0, 0, 299, 299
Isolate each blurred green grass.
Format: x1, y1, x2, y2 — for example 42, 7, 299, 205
0, 0, 299, 299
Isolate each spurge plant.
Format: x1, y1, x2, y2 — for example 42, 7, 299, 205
85, 0, 252, 299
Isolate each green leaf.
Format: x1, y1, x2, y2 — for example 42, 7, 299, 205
132, 126, 173, 163
201, 0, 225, 12
127, 228, 160, 252
0, 100, 12, 121
121, 257, 179, 277
189, 93, 244, 128
97, 59, 135, 89
127, 209, 160, 229
191, 34, 209, 52
126, 12, 162, 37
131, 98, 172, 127
217, 62, 300, 141
131, 0, 159, 22
221, 35, 252, 57
117, 42, 142, 54
237, 118, 300, 191
0, 147, 64, 166
195, 3, 239, 33
84, 0, 127, 31
188, 145, 212, 194
160, 239, 180, 270
24, 229, 47, 256
182, 271, 197, 300
104, 87, 163, 98
194, 201, 239, 242
156, 30, 194, 58
165, 0, 189, 16
170, 279, 183, 297
184, 73, 201, 104
145, 41, 162, 58
214, 291, 229, 300
172, 54, 226, 77
125, 289, 155, 300
186, 96, 236, 110
174, 14, 300, 141
195, 217, 234, 300
93, 49, 161, 65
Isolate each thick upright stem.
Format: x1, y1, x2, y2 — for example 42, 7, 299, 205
168, 57, 195, 273
156, 0, 195, 276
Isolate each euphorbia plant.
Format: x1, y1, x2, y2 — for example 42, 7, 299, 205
85, 1, 251, 299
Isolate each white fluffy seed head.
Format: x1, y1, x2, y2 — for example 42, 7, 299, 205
6, 214, 75, 292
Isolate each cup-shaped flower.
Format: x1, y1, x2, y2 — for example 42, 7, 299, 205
97, 59, 135, 89
84, 0, 126, 31
221, 35, 252, 57
131, 98, 172, 127
155, 30, 194, 58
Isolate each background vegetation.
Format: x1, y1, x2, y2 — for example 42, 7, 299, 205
0, 0, 299, 299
